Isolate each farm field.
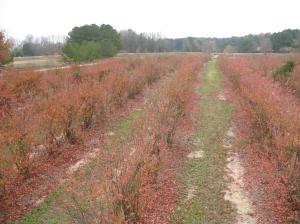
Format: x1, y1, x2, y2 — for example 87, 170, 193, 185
8, 55, 65, 69
0, 52, 299, 224
1, 0, 300, 222
0, 53, 209, 223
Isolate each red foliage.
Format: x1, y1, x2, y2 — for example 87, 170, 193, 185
56, 54, 209, 223
0, 56, 179, 195
234, 54, 300, 98
218, 54, 300, 223
0, 32, 12, 65
0, 55, 211, 223
0, 56, 199, 215
99, 55, 207, 222
7, 70, 42, 102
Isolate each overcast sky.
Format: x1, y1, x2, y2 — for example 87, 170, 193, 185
0, 0, 299, 40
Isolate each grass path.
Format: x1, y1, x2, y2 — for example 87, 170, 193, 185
13, 69, 175, 224
173, 60, 234, 223
14, 109, 142, 224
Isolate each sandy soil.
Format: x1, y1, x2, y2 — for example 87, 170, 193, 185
225, 152, 257, 224
224, 125, 257, 224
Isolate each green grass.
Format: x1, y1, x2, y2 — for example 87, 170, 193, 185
14, 109, 143, 224
13, 185, 66, 224
110, 109, 142, 140
173, 60, 234, 223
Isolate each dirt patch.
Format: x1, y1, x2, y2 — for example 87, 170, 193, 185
67, 147, 100, 174
226, 126, 236, 138
224, 153, 257, 224
223, 138, 233, 149
192, 138, 202, 146
186, 185, 196, 201
187, 150, 204, 159
107, 131, 115, 136
224, 123, 257, 224
217, 91, 227, 101
221, 73, 296, 223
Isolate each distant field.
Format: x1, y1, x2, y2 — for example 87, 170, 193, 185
8, 53, 189, 70
9, 53, 162, 69
9, 55, 65, 69
6, 53, 299, 70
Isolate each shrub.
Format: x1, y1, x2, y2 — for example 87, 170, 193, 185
273, 60, 295, 80
100, 39, 118, 57
105, 73, 130, 107
0, 31, 13, 66
62, 41, 102, 62
7, 70, 42, 101
218, 55, 300, 208
71, 65, 82, 83
78, 87, 98, 129
51, 54, 208, 223
0, 95, 11, 118
41, 91, 81, 156
41, 98, 64, 155
103, 55, 206, 221
2, 108, 34, 178
56, 93, 80, 144
0, 55, 209, 219
0, 143, 10, 195
289, 64, 300, 97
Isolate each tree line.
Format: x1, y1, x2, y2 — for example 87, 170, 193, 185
1, 27, 300, 65
12, 35, 65, 57
120, 29, 300, 53
9, 24, 121, 62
